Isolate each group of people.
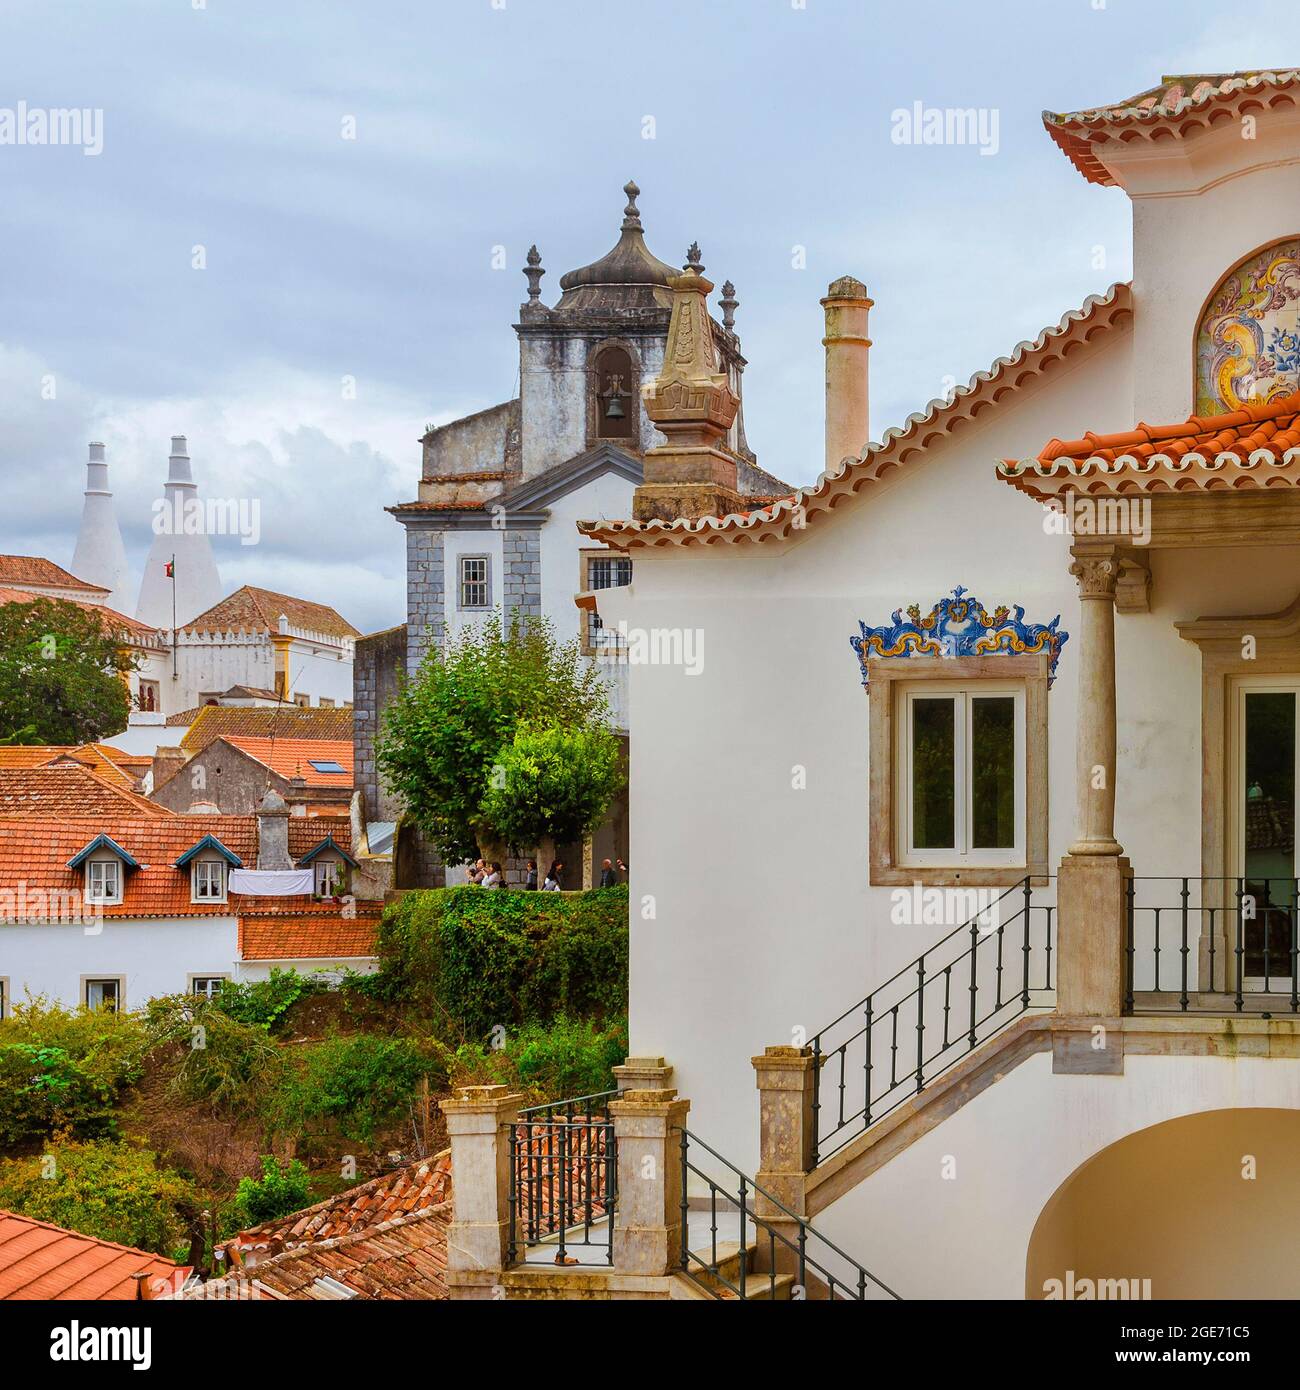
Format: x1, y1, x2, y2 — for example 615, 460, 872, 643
463, 856, 627, 891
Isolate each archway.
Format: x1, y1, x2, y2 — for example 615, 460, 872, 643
1027, 1108, 1300, 1299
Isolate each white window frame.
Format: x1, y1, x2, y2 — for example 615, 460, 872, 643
190, 857, 228, 904
189, 975, 228, 999
314, 857, 342, 896
581, 549, 633, 654
895, 680, 1026, 870
458, 554, 491, 611
85, 856, 123, 905
83, 976, 124, 1012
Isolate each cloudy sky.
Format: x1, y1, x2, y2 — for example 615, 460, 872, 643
1, 0, 1290, 633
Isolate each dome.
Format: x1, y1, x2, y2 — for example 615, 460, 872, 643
554, 181, 678, 312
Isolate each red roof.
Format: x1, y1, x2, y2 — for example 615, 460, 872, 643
0, 745, 146, 794
0, 555, 109, 594
0, 766, 174, 819
0, 1210, 188, 1300
239, 911, 380, 961
180, 704, 354, 753
0, 587, 159, 642
185, 585, 359, 640
0, 814, 354, 918
1000, 391, 1300, 498
221, 737, 354, 787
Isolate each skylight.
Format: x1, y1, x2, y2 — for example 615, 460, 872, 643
308, 759, 347, 774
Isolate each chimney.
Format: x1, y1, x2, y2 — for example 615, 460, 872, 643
256, 788, 293, 870
71, 442, 133, 613
130, 1271, 153, 1301
633, 245, 741, 524
151, 745, 188, 792
821, 276, 873, 471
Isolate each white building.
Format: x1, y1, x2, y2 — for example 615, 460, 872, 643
576, 70, 1300, 1299
70, 442, 131, 614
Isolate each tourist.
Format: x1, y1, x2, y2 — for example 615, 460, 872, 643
482, 862, 503, 889
599, 858, 617, 887
543, 860, 563, 891
467, 858, 486, 885
524, 859, 538, 891
616, 857, 628, 877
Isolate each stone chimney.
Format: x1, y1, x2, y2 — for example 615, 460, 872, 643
150, 745, 188, 792
632, 246, 741, 524
256, 788, 293, 870
821, 276, 873, 471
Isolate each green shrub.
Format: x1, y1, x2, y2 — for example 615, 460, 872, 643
0, 1140, 194, 1255
214, 969, 323, 1031
372, 884, 628, 1040
267, 1034, 446, 1144
449, 1015, 628, 1103
0, 1000, 146, 1145
142, 995, 283, 1114
236, 1155, 312, 1227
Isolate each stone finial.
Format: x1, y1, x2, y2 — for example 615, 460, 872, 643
523, 244, 545, 302
621, 180, 642, 229
684, 241, 703, 274
719, 280, 737, 331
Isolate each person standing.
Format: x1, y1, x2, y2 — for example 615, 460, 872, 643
599, 858, 617, 887
481, 862, 503, 889
524, 859, 538, 891
543, 860, 563, 891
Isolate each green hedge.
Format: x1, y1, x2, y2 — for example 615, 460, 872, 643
368, 885, 628, 1041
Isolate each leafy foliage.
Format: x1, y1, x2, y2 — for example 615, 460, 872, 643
0, 1140, 195, 1256
0, 597, 134, 743
143, 995, 283, 1114
449, 1015, 629, 1103
236, 1155, 312, 1227
377, 612, 616, 861
212, 970, 323, 1031
479, 723, 624, 850
371, 885, 628, 1039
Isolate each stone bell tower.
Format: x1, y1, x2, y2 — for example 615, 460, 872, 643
633, 245, 742, 523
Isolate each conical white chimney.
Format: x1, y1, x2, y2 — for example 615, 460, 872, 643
135, 435, 224, 630
71, 442, 132, 613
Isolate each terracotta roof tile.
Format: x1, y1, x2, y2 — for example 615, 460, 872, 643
0, 745, 146, 793
238, 911, 380, 961
0, 556, 108, 593
0, 1210, 187, 1300
221, 737, 354, 787
0, 766, 175, 819
0, 587, 161, 643
181, 705, 354, 754
184, 585, 359, 640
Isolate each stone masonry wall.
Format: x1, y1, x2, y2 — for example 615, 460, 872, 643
353, 623, 407, 825
406, 527, 445, 675
503, 528, 541, 622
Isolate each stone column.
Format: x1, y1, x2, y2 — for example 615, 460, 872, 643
821, 275, 873, 472
750, 1046, 816, 1282
609, 1088, 689, 1276
1057, 545, 1131, 1016
440, 1084, 522, 1299
612, 1056, 673, 1093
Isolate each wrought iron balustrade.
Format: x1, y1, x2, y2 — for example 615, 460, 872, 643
809, 877, 1056, 1164
506, 1090, 617, 1267
678, 1128, 900, 1301
1126, 876, 1300, 1014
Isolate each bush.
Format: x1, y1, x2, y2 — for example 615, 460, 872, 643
0, 1140, 194, 1255
214, 970, 324, 1031
236, 1155, 312, 1227
267, 1034, 446, 1144
449, 1015, 628, 1104
142, 995, 283, 1114
0, 1000, 146, 1145
372, 884, 628, 1040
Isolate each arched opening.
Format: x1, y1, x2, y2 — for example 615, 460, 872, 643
1195, 237, 1300, 417
1027, 1108, 1300, 1299
590, 343, 637, 443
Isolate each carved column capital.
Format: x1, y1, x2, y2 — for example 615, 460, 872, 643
1069, 548, 1120, 600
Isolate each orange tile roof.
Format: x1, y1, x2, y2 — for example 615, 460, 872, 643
238, 911, 380, 961
0, 555, 109, 594
0, 766, 175, 819
999, 391, 1300, 500
180, 704, 354, 753
0, 745, 144, 793
0, 1210, 188, 1300
0, 814, 352, 918
0, 587, 161, 643
1045, 70, 1300, 185
578, 284, 1133, 549
184, 585, 359, 640
221, 737, 353, 786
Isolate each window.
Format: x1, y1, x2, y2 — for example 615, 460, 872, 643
0, 978, 7, 1021
84, 978, 122, 1012
308, 759, 347, 775
319, 697, 334, 708
191, 859, 227, 903
584, 552, 633, 652
896, 683, 1023, 867
867, 656, 1048, 887
315, 859, 342, 896
190, 976, 227, 999
86, 858, 122, 904
137, 680, 160, 712
459, 555, 490, 610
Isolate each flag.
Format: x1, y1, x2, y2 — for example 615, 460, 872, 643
164, 560, 175, 578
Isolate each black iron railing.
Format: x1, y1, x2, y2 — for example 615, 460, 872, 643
1126, 876, 1300, 1014
506, 1090, 617, 1267
678, 1128, 900, 1301
809, 877, 1056, 1164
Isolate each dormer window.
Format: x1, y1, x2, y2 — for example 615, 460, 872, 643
191, 859, 227, 903
86, 858, 122, 905
314, 858, 342, 897
298, 833, 358, 898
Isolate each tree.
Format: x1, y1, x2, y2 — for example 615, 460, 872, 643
0, 1140, 195, 1257
378, 613, 622, 863
0, 597, 134, 743
235, 1155, 312, 1226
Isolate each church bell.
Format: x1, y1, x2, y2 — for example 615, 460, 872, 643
604, 395, 625, 419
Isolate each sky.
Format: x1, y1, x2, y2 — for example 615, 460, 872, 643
1, 0, 1294, 634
